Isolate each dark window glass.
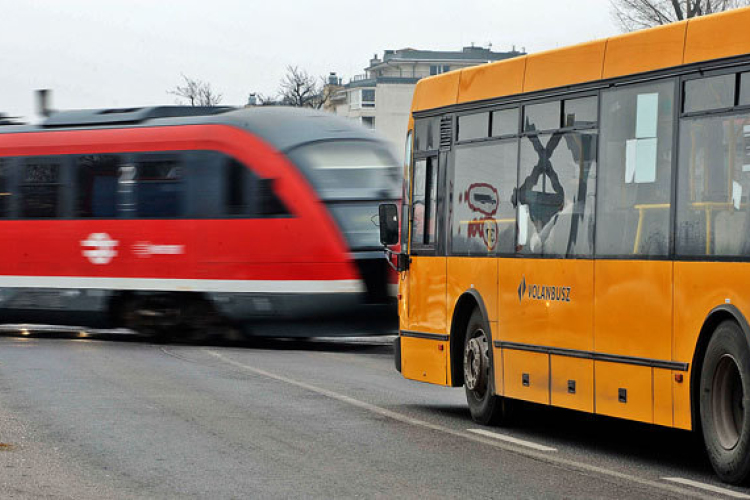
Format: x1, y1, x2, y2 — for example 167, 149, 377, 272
524, 101, 561, 132
21, 158, 61, 218
226, 159, 255, 215
596, 80, 675, 257
257, 178, 288, 216
516, 131, 597, 257
491, 108, 519, 137
676, 112, 750, 256
362, 89, 375, 103
740, 73, 750, 106
135, 156, 182, 218
457, 113, 489, 142
0, 158, 12, 217
564, 97, 598, 128
452, 141, 518, 255
414, 118, 440, 151
411, 158, 437, 246
684, 74, 735, 113
77, 155, 119, 217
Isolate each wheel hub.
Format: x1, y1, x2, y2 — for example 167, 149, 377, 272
464, 332, 489, 394
712, 354, 745, 451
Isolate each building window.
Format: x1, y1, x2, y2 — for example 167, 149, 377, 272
430, 65, 450, 76
361, 89, 375, 108
361, 116, 375, 129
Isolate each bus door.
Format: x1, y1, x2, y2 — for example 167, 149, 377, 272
403, 152, 448, 385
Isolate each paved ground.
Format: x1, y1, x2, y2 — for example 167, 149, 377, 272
0, 328, 748, 499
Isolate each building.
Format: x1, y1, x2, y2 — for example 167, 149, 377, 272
325, 45, 524, 160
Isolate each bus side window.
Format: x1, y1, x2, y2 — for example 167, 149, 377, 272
411, 157, 437, 247
20, 157, 63, 218
596, 80, 675, 257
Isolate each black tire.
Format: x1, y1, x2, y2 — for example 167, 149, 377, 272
463, 308, 511, 426
700, 320, 750, 484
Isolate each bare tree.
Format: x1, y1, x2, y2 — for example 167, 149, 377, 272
169, 74, 223, 106
611, 0, 750, 31
277, 66, 330, 109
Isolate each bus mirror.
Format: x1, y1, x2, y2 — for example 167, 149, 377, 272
378, 203, 399, 246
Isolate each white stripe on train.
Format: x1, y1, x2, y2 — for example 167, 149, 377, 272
0, 276, 364, 294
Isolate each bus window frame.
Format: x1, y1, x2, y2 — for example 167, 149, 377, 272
410, 152, 440, 255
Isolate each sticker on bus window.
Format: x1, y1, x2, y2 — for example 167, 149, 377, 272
634, 138, 657, 183
733, 181, 742, 210
636, 93, 659, 139
518, 204, 529, 246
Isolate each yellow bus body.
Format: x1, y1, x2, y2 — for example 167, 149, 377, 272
399, 6, 750, 436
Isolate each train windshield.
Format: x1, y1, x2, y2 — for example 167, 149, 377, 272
291, 140, 400, 200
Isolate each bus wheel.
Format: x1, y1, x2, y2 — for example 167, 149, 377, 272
463, 309, 508, 426
700, 320, 750, 484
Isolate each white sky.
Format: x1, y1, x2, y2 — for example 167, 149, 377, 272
0, 0, 619, 122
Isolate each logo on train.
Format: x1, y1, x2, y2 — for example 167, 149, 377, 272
518, 275, 571, 304
81, 233, 119, 265
132, 242, 185, 258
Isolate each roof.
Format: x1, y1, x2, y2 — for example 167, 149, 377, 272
367, 46, 523, 71
0, 106, 382, 153
411, 6, 750, 112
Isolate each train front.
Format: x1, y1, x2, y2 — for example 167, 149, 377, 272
287, 139, 401, 311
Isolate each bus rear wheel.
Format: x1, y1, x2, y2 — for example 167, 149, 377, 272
700, 320, 750, 484
463, 309, 510, 426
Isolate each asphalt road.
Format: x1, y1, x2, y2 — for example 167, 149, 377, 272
0, 329, 749, 499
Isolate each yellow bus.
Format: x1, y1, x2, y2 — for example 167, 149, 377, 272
378, 7, 750, 484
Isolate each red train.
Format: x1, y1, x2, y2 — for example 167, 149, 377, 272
0, 106, 399, 337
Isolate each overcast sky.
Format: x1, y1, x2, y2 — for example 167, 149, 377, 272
1, 0, 619, 122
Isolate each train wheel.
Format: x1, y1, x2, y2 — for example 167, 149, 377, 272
700, 320, 750, 484
463, 308, 510, 426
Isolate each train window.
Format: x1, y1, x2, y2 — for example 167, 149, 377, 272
491, 108, 519, 137
684, 74, 735, 113
225, 159, 256, 216
20, 157, 61, 218
524, 101, 561, 132
77, 155, 119, 217
257, 178, 288, 216
134, 155, 183, 218
0, 158, 12, 218
457, 113, 489, 142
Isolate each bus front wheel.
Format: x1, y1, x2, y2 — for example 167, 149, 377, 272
700, 320, 750, 484
463, 309, 510, 426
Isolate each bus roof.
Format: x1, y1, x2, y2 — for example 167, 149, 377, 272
0, 106, 381, 153
412, 6, 750, 113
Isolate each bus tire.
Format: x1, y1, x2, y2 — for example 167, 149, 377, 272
463, 308, 509, 426
700, 320, 750, 484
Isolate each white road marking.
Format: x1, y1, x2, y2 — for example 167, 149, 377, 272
204, 349, 711, 499
467, 428, 557, 452
663, 477, 750, 499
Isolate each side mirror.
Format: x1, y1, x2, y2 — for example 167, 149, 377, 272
378, 203, 399, 246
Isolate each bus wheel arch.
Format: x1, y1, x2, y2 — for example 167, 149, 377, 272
450, 291, 490, 388
694, 307, 750, 484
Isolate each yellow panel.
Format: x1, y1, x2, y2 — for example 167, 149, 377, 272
594, 260, 672, 360
457, 56, 526, 104
401, 336, 448, 386
497, 258, 593, 351
603, 22, 687, 79
673, 368, 692, 430
407, 256, 447, 334
595, 362, 653, 423
684, 7, 750, 65
550, 355, 593, 413
523, 40, 606, 93
492, 344, 504, 396
503, 350, 549, 405
653, 368, 673, 427
410, 72, 460, 113
447, 257, 498, 323
673, 261, 750, 431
